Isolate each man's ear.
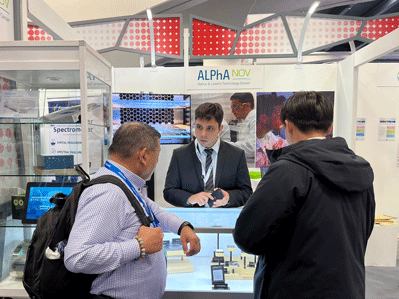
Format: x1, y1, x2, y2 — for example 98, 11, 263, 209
327, 123, 333, 134
137, 148, 148, 165
219, 124, 223, 134
285, 120, 294, 134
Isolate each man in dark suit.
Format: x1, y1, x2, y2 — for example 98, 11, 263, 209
164, 103, 252, 208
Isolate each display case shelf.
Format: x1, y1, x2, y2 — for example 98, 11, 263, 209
0, 219, 35, 228
0, 167, 80, 177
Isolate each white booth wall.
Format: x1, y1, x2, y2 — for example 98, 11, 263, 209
356, 63, 399, 219
113, 64, 338, 208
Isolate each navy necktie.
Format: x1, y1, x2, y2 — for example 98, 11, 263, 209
204, 148, 214, 192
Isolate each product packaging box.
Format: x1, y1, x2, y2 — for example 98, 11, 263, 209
37, 154, 74, 169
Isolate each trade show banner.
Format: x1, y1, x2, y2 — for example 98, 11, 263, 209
0, 0, 14, 41
185, 66, 264, 90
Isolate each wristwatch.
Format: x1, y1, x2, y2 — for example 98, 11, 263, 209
178, 221, 194, 235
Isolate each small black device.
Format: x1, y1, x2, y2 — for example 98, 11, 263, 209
209, 188, 224, 207
11, 194, 25, 220
211, 265, 229, 289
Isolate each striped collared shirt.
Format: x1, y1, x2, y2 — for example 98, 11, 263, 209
65, 160, 185, 299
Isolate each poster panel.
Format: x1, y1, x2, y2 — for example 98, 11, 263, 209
378, 118, 396, 141
0, 0, 14, 41
256, 91, 335, 171
191, 92, 256, 168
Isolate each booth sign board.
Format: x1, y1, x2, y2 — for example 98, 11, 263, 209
185, 66, 264, 90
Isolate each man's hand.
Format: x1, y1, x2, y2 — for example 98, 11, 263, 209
180, 226, 201, 256
187, 192, 214, 206
137, 226, 164, 254
212, 189, 230, 208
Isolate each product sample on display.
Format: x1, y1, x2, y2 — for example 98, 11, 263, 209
211, 265, 229, 290
164, 239, 194, 274
211, 247, 256, 280
42, 103, 101, 123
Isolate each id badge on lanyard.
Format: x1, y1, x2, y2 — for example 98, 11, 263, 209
104, 161, 160, 227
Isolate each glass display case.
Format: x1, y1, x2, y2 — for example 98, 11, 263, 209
0, 42, 252, 299
161, 208, 254, 299
0, 40, 112, 297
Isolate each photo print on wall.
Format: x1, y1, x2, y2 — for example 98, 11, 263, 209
191, 92, 257, 168
256, 91, 335, 171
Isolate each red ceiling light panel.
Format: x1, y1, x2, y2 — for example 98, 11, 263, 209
120, 17, 181, 56
192, 19, 237, 56
362, 16, 399, 40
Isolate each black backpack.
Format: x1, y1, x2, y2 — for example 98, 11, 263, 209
23, 165, 152, 299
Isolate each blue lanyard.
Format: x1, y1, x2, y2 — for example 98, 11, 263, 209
104, 161, 159, 227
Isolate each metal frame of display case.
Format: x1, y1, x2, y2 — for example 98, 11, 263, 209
0, 40, 112, 296
0, 40, 113, 172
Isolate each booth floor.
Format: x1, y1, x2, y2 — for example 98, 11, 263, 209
365, 260, 399, 299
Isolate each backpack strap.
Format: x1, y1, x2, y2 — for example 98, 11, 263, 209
84, 175, 152, 227
75, 164, 91, 182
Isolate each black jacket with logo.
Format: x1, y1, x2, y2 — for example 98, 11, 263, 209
233, 137, 375, 299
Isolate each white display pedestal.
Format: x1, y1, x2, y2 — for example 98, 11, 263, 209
365, 224, 399, 267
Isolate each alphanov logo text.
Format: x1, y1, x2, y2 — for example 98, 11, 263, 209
197, 69, 252, 86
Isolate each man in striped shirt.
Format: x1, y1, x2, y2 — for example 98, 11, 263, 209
65, 122, 201, 299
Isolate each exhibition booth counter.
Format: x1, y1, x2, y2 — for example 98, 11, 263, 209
0, 207, 397, 298
0, 208, 255, 299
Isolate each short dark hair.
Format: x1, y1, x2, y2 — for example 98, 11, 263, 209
256, 93, 286, 125
280, 91, 333, 133
230, 93, 254, 109
109, 122, 161, 158
195, 102, 224, 127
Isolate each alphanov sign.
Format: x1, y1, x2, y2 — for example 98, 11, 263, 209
185, 66, 264, 90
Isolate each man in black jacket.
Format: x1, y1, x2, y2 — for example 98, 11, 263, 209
233, 91, 375, 299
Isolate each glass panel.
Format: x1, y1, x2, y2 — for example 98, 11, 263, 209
88, 124, 106, 173
164, 208, 241, 228
86, 71, 111, 172
0, 70, 83, 231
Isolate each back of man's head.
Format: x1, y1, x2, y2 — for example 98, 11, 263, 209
109, 122, 161, 159
280, 91, 333, 133
230, 92, 254, 109
195, 102, 224, 126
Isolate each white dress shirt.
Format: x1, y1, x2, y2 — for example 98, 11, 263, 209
227, 109, 256, 166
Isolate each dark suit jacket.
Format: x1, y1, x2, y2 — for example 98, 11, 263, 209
163, 141, 253, 207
